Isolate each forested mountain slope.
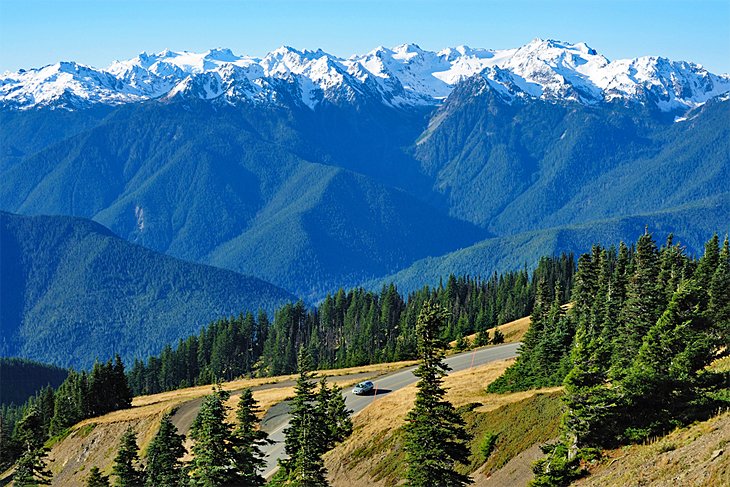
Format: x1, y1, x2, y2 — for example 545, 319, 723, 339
1, 41, 728, 301
415, 80, 730, 233
370, 194, 730, 294
0, 102, 485, 298
0, 358, 68, 406
0, 211, 295, 368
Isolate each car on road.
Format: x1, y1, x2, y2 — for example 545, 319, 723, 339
352, 381, 374, 395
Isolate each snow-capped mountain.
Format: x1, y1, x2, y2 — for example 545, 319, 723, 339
2, 39, 729, 111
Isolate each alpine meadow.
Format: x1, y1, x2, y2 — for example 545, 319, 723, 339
1, 3, 729, 485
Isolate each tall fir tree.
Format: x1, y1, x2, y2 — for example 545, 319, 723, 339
707, 236, 730, 350
404, 301, 472, 487
281, 348, 328, 486
188, 386, 236, 486
289, 412, 327, 487
315, 379, 352, 451
112, 426, 144, 487
532, 231, 730, 486
230, 388, 269, 487
12, 406, 52, 486
694, 234, 720, 285
144, 413, 185, 487
13, 447, 52, 487
611, 231, 663, 379
619, 279, 724, 441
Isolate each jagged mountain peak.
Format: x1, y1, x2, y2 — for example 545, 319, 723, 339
2, 40, 728, 111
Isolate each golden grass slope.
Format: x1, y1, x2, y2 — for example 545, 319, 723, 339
448, 314, 532, 349
576, 411, 730, 487
24, 360, 415, 486
324, 357, 564, 487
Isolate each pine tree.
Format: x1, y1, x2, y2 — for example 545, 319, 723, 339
619, 280, 722, 441
282, 348, 327, 486
87, 466, 111, 487
49, 371, 87, 436
707, 236, 730, 351
612, 231, 663, 378
474, 330, 489, 347
315, 379, 352, 451
0, 412, 17, 472
144, 413, 185, 487
404, 301, 472, 487
289, 412, 327, 487
230, 388, 268, 487
694, 234, 720, 285
531, 231, 730, 486
111, 355, 133, 411
596, 243, 630, 364
188, 386, 236, 486
12, 406, 52, 486
13, 447, 52, 486
490, 328, 504, 345
112, 426, 144, 487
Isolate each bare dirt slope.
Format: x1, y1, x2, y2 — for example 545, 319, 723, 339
472, 443, 545, 487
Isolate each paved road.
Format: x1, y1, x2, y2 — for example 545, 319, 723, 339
261, 342, 521, 478
170, 371, 376, 438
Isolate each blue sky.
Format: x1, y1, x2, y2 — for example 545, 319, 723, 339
1, 0, 729, 73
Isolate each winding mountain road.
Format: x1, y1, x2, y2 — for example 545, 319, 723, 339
260, 342, 521, 477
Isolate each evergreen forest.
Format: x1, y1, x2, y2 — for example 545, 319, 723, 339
485, 232, 730, 485
127, 254, 574, 395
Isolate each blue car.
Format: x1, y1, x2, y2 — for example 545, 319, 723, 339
352, 380, 374, 395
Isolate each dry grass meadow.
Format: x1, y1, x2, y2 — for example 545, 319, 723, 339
32, 359, 416, 485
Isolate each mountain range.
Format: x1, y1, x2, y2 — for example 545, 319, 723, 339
2, 39, 729, 111
1, 39, 729, 366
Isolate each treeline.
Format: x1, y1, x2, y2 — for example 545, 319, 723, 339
128, 311, 270, 395
0, 356, 132, 473
129, 254, 575, 395
487, 231, 730, 485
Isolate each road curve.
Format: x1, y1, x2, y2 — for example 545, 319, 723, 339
261, 342, 521, 478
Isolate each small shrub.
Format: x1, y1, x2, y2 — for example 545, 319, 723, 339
657, 442, 677, 453
455, 335, 470, 351
491, 329, 505, 345
474, 330, 490, 347
77, 423, 97, 438
456, 402, 481, 415
480, 432, 498, 459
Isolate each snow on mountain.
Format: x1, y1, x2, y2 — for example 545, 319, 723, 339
2, 39, 729, 111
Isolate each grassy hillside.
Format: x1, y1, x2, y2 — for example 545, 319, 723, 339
575, 412, 730, 486
4, 361, 414, 486
325, 357, 564, 486
0, 211, 295, 368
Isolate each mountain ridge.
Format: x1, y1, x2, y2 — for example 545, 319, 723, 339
3, 39, 728, 111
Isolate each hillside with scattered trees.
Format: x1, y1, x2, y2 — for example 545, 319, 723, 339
485, 231, 729, 485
